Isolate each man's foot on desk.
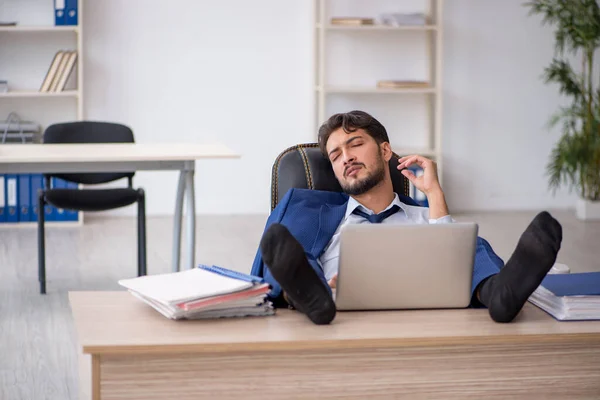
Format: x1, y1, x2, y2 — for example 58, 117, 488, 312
479, 211, 562, 323
260, 223, 336, 325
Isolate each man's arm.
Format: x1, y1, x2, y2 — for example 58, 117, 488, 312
396, 154, 449, 219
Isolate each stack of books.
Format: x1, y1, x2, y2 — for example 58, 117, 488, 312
330, 17, 374, 26
376, 80, 430, 89
39, 50, 78, 92
528, 272, 600, 321
118, 265, 274, 320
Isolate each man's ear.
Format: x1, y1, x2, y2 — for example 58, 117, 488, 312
380, 142, 393, 162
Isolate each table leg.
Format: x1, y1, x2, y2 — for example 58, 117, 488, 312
184, 166, 196, 270
172, 171, 186, 272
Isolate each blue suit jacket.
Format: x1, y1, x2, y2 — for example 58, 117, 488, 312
250, 188, 420, 299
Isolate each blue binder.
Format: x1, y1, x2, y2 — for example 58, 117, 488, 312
52, 177, 67, 221
65, 0, 78, 26
30, 174, 43, 222
18, 174, 31, 222
43, 176, 56, 221
64, 181, 79, 221
5, 174, 19, 222
0, 175, 6, 222
541, 272, 600, 296
54, 0, 66, 26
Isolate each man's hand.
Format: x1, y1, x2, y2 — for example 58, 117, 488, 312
328, 274, 338, 289
397, 155, 449, 219
397, 155, 441, 196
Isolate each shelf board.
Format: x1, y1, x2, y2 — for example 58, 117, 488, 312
0, 91, 80, 98
393, 148, 437, 157
317, 86, 435, 94
0, 25, 79, 33
318, 24, 437, 31
0, 221, 81, 229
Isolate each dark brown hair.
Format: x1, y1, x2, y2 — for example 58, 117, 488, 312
317, 110, 390, 157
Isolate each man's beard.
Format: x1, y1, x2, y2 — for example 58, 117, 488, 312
340, 152, 386, 196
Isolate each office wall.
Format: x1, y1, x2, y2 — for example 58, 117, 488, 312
4, 0, 576, 215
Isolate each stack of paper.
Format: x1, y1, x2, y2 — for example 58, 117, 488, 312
528, 272, 600, 321
118, 265, 274, 320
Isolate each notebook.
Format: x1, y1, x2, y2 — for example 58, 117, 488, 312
118, 265, 275, 320
528, 272, 600, 321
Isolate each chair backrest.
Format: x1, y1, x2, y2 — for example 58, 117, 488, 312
43, 121, 135, 185
270, 143, 410, 211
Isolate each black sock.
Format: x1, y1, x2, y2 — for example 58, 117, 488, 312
478, 211, 562, 323
259, 223, 336, 325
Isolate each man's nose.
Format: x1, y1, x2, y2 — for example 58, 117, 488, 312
342, 150, 356, 164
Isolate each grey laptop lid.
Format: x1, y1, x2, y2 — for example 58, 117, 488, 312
335, 222, 478, 311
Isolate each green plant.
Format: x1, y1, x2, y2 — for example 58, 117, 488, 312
525, 0, 600, 201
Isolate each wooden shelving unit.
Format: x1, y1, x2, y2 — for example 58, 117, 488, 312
0, 0, 84, 228
314, 0, 444, 184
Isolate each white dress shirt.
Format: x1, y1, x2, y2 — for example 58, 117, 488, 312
318, 193, 454, 281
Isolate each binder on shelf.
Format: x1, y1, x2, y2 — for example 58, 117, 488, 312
54, 0, 66, 26
52, 177, 66, 221
64, 181, 79, 221
18, 174, 31, 222
65, 0, 78, 26
42, 176, 56, 221
0, 175, 5, 222
5, 174, 18, 222
30, 174, 43, 222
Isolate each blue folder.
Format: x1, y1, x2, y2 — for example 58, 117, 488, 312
65, 180, 79, 221
52, 177, 66, 221
18, 174, 31, 222
5, 174, 19, 222
540, 272, 600, 296
0, 175, 6, 222
54, 0, 66, 26
30, 174, 43, 222
197, 264, 265, 284
65, 0, 78, 26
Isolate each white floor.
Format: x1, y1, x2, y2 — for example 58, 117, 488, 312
0, 210, 598, 400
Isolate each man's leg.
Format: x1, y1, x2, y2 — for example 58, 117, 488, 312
474, 211, 562, 323
260, 223, 336, 325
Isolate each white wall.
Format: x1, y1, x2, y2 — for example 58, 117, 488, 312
2, 0, 577, 215
82, 0, 315, 216
442, 0, 575, 211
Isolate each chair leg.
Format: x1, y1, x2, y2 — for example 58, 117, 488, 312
137, 189, 147, 276
37, 190, 46, 294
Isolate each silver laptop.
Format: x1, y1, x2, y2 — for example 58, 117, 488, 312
335, 222, 478, 311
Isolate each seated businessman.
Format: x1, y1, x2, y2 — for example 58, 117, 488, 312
251, 110, 562, 325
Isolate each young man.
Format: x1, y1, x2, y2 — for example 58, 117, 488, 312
251, 110, 562, 325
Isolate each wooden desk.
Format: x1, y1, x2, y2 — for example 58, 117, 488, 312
0, 143, 239, 275
70, 291, 600, 400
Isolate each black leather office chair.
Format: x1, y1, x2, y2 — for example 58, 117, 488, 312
38, 121, 147, 294
270, 143, 411, 211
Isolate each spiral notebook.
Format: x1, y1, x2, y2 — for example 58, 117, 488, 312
118, 265, 274, 320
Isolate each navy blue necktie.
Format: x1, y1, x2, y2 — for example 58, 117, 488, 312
352, 204, 401, 224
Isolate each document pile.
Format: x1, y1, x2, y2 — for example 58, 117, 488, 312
118, 265, 274, 320
528, 272, 600, 321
